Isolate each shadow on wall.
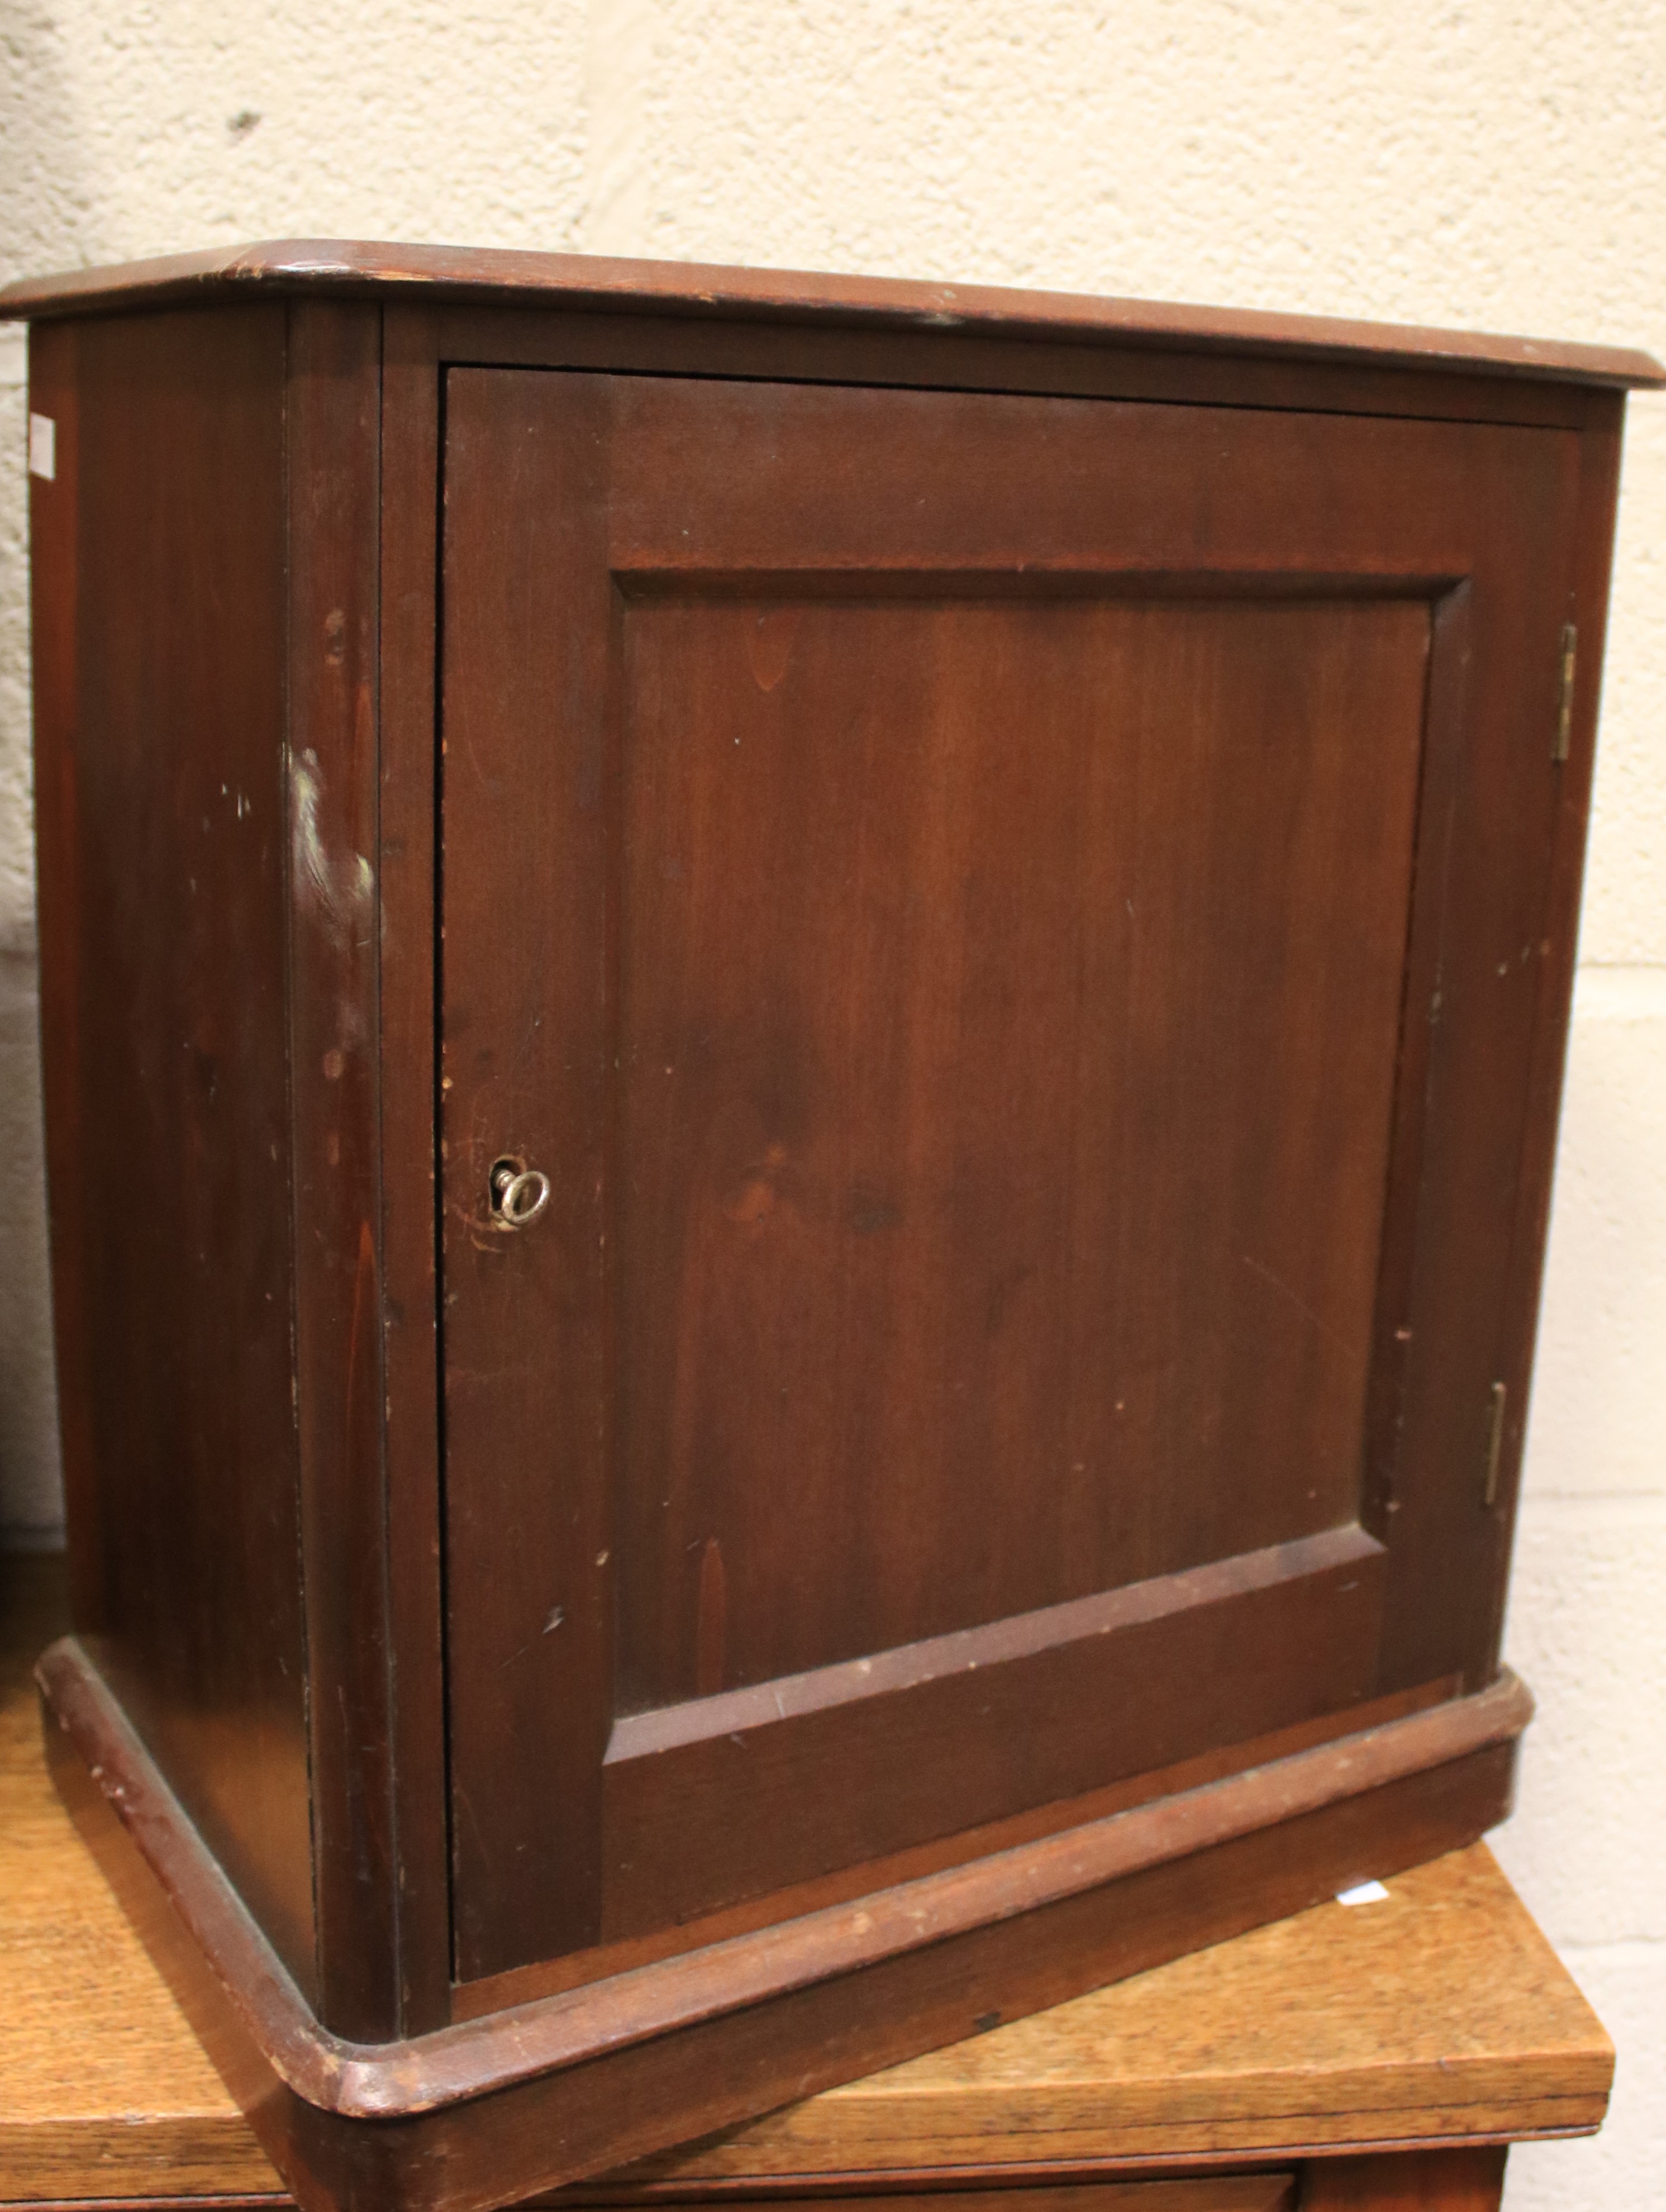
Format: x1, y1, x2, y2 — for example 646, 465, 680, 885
0, 0, 85, 1547
0, 946, 59, 1547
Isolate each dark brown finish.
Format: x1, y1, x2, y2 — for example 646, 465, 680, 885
1479, 401, 1626, 1654
28, 305, 316, 2000
1299, 2149, 1506, 2212
596, 2182, 1291, 2209
607, 593, 1412, 1668
1, 239, 1660, 391
12, 244, 1653, 2211
0, 2195, 1294, 2212
425, 298, 1630, 440
1366, 427, 1581, 1696
38, 1624, 1526, 2212
34, 1630, 1536, 2118
440, 369, 614, 1970
284, 299, 400, 2044
456, 1676, 1463, 2021
436, 365, 1569, 1976
374, 304, 454, 2037
439, 364, 1436, 1969
599, 1530, 1387, 1943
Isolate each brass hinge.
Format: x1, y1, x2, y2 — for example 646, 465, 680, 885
1482, 1380, 1508, 1507
1553, 622, 1578, 763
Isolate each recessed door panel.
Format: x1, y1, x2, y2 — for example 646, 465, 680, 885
615, 592, 1424, 1705
438, 368, 1577, 1981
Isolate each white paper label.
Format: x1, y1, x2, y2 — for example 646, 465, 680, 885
28, 412, 55, 481
1335, 1878, 1390, 1906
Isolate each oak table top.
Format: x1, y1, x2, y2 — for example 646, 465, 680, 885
0, 1557, 1612, 2207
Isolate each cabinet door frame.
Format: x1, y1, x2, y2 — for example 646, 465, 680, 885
374, 301, 1622, 2025
436, 366, 1572, 1982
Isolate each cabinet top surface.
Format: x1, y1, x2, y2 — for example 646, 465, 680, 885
2, 237, 1661, 388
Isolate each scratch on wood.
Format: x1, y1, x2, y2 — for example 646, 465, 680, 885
289, 745, 373, 951
1239, 1252, 1349, 1353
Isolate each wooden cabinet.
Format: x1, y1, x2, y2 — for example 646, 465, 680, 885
4, 241, 1657, 2212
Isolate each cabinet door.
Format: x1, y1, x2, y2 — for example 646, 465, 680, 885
438, 369, 1575, 1981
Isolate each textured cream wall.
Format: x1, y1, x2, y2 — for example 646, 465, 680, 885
1, 6, 1660, 2205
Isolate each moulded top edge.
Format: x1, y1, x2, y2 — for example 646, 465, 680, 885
0, 238, 1662, 390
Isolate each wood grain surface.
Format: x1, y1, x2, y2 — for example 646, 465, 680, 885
282, 298, 398, 2044
433, 356, 1577, 1986
372, 301, 454, 2039
27, 306, 316, 2003
0, 1558, 1609, 2205
437, 364, 1453, 1974
611, 1844, 1610, 2187
0, 241, 1660, 393
1297, 2151, 1506, 2212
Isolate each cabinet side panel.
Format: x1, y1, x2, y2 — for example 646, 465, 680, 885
31, 306, 316, 1998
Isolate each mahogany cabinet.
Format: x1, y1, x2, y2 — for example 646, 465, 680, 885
4, 242, 1658, 2212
